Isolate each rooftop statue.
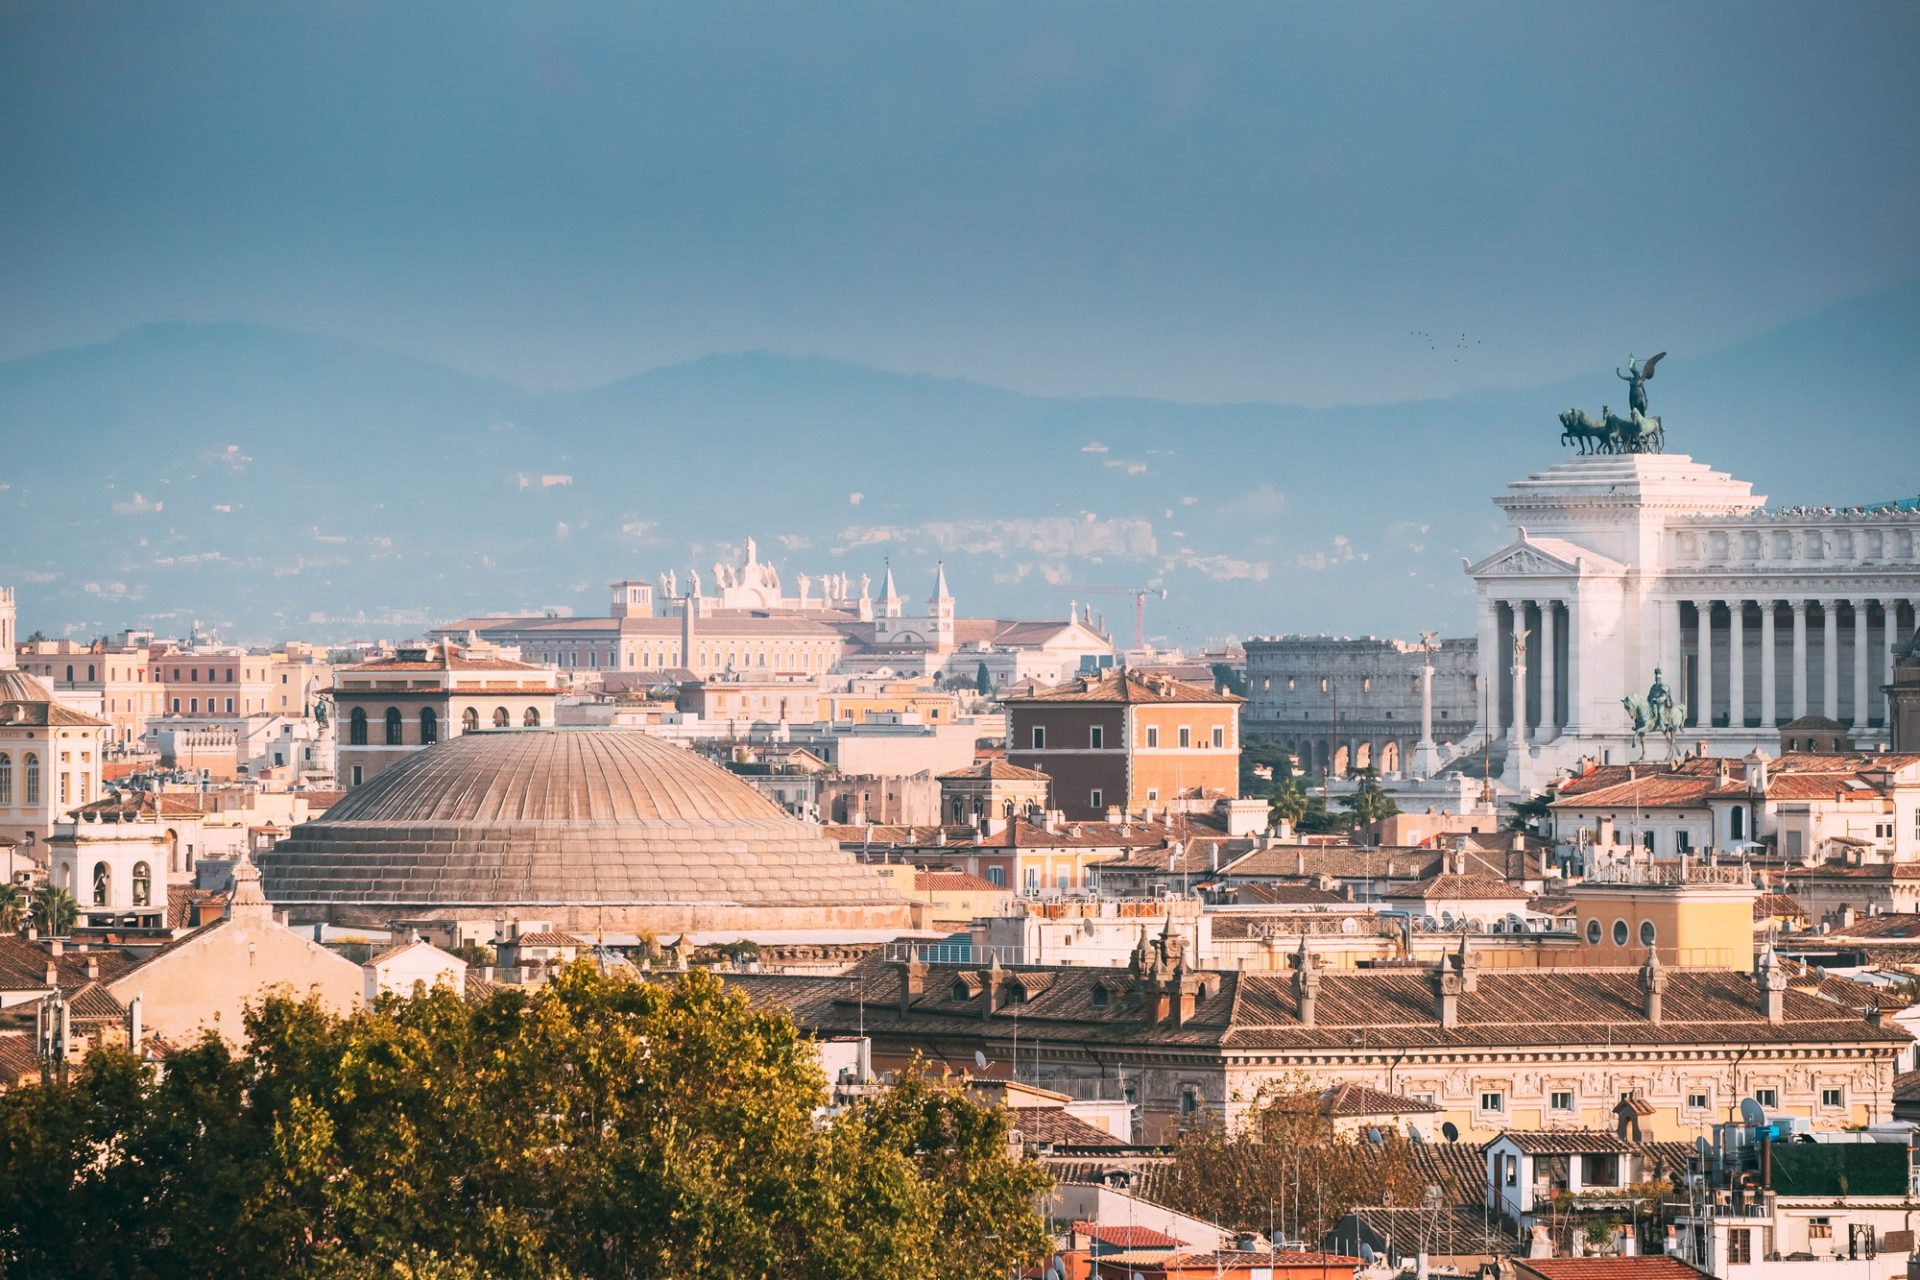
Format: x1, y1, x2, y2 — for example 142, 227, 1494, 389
1560, 351, 1667, 454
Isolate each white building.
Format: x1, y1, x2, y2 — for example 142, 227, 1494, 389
1462, 453, 1920, 789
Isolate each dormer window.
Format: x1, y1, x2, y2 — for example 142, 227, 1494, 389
1091, 986, 1110, 1008
951, 980, 971, 1002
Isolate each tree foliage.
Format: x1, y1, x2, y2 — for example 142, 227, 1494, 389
0, 882, 25, 934
1338, 768, 1399, 833
0, 965, 1052, 1279
28, 884, 77, 937
1158, 1079, 1430, 1246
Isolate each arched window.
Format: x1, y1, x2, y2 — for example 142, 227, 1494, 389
420, 707, 438, 745
348, 708, 368, 745
493, 707, 510, 728
522, 707, 541, 727
385, 707, 404, 745
87, 665, 95, 681
24, 754, 39, 805
0, 754, 9, 804
92, 861, 109, 906
462, 707, 479, 733
65, 664, 74, 682
132, 861, 151, 906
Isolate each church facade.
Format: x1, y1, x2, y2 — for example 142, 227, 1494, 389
1462, 452, 1920, 786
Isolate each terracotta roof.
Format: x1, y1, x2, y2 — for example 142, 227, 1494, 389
1894, 1071, 1920, 1103
1389, 873, 1530, 902
1496, 1129, 1636, 1154
1514, 1260, 1709, 1280
1072, 1222, 1183, 1249
1319, 1082, 1440, 1117
1233, 883, 1347, 906
937, 760, 1051, 782
1327, 1204, 1523, 1260
0, 700, 109, 728
914, 871, 1004, 894
1002, 669, 1241, 706
511, 931, 582, 947
1164, 1251, 1359, 1270
1753, 893, 1807, 920
1014, 1107, 1126, 1148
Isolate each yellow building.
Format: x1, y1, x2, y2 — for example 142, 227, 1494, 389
1567, 860, 1758, 968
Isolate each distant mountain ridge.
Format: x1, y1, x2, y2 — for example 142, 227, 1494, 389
1, 284, 1914, 645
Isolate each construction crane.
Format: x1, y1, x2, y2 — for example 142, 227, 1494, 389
1047, 584, 1167, 652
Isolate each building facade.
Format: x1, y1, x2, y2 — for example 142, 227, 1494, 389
1462, 453, 1920, 787
1004, 671, 1244, 821
1242, 635, 1478, 778
332, 643, 562, 787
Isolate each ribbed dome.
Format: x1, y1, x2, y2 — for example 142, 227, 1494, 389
262, 729, 911, 929
0, 668, 53, 703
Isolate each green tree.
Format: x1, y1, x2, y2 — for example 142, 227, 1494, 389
1338, 768, 1399, 834
1239, 735, 1296, 794
1267, 780, 1309, 831
0, 883, 25, 934
975, 661, 991, 696
29, 884, 78, 936
1507, 791, 1551, 833
0, 964, 1052, 1280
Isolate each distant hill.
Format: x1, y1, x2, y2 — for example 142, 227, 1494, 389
1, 285, 1915, 645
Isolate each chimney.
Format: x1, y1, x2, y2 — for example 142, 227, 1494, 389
1756, 949, 1786, 1024
44, 959, 58, 986
1295, 848, 1306, 876
1641, 947, 1667, 1024
984, 956, 1003, 1019
1454, 935, 1479, 994
84, 956, 99, 981
896, 957, 927, 1015
1292, 939, 1320, 1028
1432, 963, 1461, 1029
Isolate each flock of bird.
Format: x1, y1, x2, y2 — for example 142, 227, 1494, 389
1410, 330, 1484, 363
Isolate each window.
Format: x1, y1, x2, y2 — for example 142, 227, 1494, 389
1586, 919, 1602, 944
1212, 725, 1225, 748
1821, 1087, 1844, 1109
1146, 726, 1159, 748
462, 707, 479, 733
420, 708, 439, 745
986, 867, 1004, 887
225, 698, 234, 713
1023, 868, 1038, 892
1031, 726, 1046, 750
171, 698, 181, 713
349, 708, 368, 745
1480, 1091, 1504, 1114
24, 754, 39, 805
1503, 1153, 1519, 1186
1676, 830, 1692, 853
0, 753, 10, 804
493, 707, 510, 728
1090, 789, 1103, 810
1550, 1090, 1574, 1112
1612, 919, 1629, 946
1732, 807, 1746, 841
385, 707, 404, 745
1181, 1090, 1198, 1118
1687, 1092, 1710, 1111
1178, 726, 1191, 748
64, 664, 73, 682
92, 861, 109, 906
1639, 920, 1657, 947
1091, 986, 1109, 1007
190, 698, 199, 713
1754, 1089, 1778, 1109
1089, 726, 1104, 749
1585, 1153, 1621, 1188
60, 773, 69, 805
1727, 1229, 1752, 1265
351, 765, 363, 786
1146, 788, 1159, 802
132, 861, 151, 907
1808, 1217, 1832, 1241
523, 707, 541, 727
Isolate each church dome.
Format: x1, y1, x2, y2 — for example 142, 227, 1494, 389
261, 728, 911, 932
0, 668, 53, 703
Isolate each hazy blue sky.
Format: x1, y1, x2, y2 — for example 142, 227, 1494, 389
4, 2, 1916, 405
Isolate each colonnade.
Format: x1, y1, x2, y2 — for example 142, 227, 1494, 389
1482, 596, 1916, 743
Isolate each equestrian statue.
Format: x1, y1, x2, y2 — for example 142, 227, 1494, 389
1621, 666, 1687, 760
1560, 351, 1667, 454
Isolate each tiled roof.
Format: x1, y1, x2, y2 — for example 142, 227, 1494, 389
1514, 1259, 1709, 1280
1389, 873, 1530, 902
1894, 1071, 1920, 1103
1232, 883, 1347, 906
1165, 1251, 1359, 1270
1753, 893, 1808, 920
0, 700, 109, 727
1014, 1107, 1126, 1148
511, 931, 581, 947
937, 760, 1051, 782
915, 871, 1004, 894
1002, 670, 1241, 706
1497, 1129, 1635, 1155
1328, 1204, 1523, 1259
1073, 1222, 1182, 1248
1319, 1082, 1441, 1116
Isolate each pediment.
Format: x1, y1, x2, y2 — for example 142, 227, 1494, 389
1466, 535, 1624, 580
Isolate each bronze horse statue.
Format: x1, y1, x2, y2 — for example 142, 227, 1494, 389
1559, 408, 1614, 454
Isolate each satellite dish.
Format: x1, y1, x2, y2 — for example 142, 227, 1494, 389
1740, 1097, 1767, 1126
974, 1050, 989, 1072
1442, 1121, 1460, 1144
1408, 1124, 1425, 1144
1360, 1243, 1377, 1265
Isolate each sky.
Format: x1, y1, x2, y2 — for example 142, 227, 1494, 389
3, 2, 1918, 406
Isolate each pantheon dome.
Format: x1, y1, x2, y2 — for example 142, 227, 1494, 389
260, 728, 914, 933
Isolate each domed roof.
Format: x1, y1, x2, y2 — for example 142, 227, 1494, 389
0, 668, 53, 703
261, 729, 908, 922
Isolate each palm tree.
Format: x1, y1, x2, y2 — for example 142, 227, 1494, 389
1267, 780, 1308, 831
30, 884, 79, 938
0, 882, 24, 934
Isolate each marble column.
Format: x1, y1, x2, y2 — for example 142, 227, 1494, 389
1538, 599, 1558, 740
1728, 600, 1746, 731
1759, 601, 1777, 729
1476, 596, 1499, 742
1852, 599, 1871, 731
1664, 597, 1684, 692
1888, 600, 1904, 731
1791, 600, 1809, 720
1697, 599, 1714, 730
1564, 595, 1584, 735
1823, 600, 1841, 721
